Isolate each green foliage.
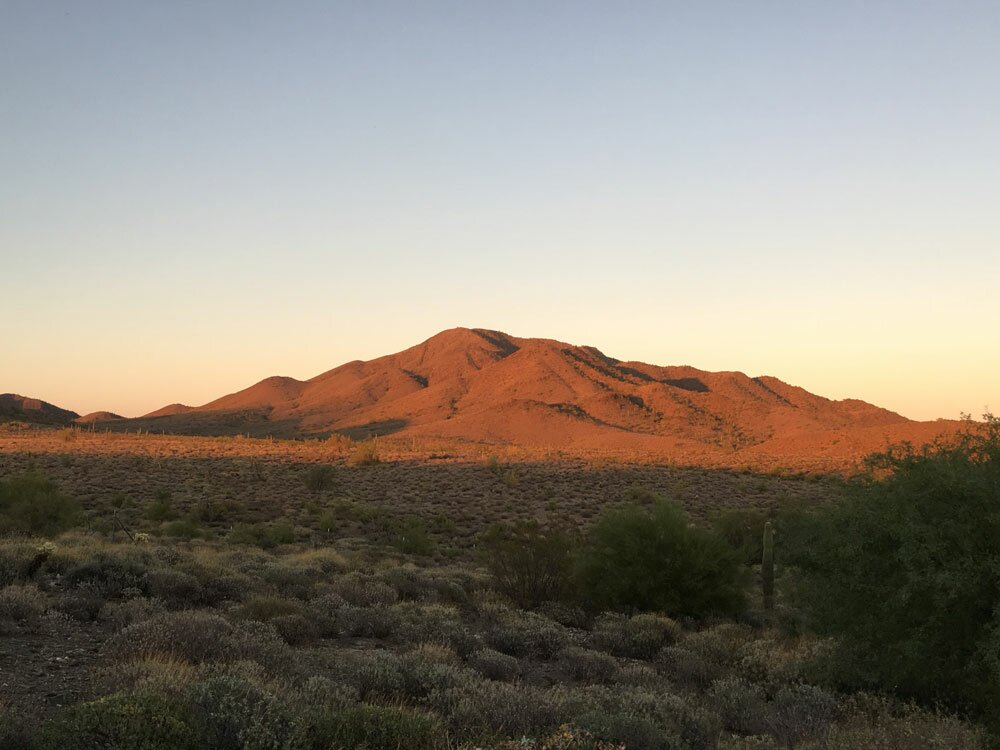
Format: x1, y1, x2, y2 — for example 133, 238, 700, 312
226, 521, 295, 548
161, 515, 203, 539
0, 472, 80, 536
787, 416, 1000, 730
393, 517, 436, 555
482, 522, 579, 608
37, 691, 198, 750
315, 509, 337, 536
711, 507, 768, 566
761, 520, 775, 611
146, 490, 176, 522
577, 500, 747, 618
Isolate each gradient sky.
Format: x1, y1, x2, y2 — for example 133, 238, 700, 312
2, 1, 998, 421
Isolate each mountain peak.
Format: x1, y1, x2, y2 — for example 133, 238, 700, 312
106, 328, 942, 468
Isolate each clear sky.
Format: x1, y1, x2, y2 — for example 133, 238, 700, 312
2, 1, 997, 420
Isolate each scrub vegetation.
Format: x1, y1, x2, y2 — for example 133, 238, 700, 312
0, 418, 995, 748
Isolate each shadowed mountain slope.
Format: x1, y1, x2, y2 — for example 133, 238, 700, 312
0, 394, 79, 426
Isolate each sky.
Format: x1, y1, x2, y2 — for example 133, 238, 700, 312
2, 1, 998, 421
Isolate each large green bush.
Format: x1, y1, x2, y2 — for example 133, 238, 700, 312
0, 472, 80, 536
577, 501, 747, 618
787, 416, 1000, 731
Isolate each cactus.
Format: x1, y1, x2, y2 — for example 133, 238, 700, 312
762, 520, 775, 611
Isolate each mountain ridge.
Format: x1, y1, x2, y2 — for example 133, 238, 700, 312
3, 329, 960, 466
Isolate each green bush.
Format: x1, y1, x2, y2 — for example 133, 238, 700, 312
37, 691, 197, 750
0, 472, 80, 536
577, 500, 747, 618
393, 517, 436, 556
226, 521, 295, 549
146, 490, 176, 522
160, 516, 204, 540
786, 416, 1000, 729
481, 522, 579, 609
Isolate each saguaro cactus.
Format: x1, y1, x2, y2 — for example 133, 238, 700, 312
762, 520, 775, 611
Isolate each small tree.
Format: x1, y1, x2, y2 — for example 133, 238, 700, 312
481, 522, 579, 609
577, 500, 747, 618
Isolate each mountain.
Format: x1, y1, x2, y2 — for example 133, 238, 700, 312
111, 328, 957, 465
0, 394, 79, 426
74, 411, 124, 424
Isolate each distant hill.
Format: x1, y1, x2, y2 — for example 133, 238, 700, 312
0, 394, 79, 426
74, 411, 124, 424
100, 328, 958, 465
142, 403, 195, 418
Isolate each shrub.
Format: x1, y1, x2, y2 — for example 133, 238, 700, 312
785, 416, 1000, 727
557, 647, 620, 683
0, 583, 47, 625
708, 676, 767, 735
481, 522, 579, 609
226, 522, 295, 549
99, 596, 167, 630
304, 464, 336, 493
572, 712, 666, 750
144, 569, 203, 607
483, 609, 573, 659
467, 647, 521, 681
350, 442, 381, 466
64, 554, 147, 599
332, 573, 398, 607
185, 672, 294, 750
590, 613, 681, 660
36, 691, 197, 750
332, 650, 405, 700
711, 508, 769, 566
656, 646, 724, 691
393, 518, 436, 556
236, 595, 303, 622
0, 472, 80, 536
0, 541, 41, 585
54, 591, 106, 622
161, 516, 203, 540
764, 684, 837, 748
146, 491, 176, 522
567, 686, 720, 750
107, 611, 290, 669
394, 603, 477, 656
489, 725, 626, 750
321, 704, 445, 750
577, 500, 747, 619
269, 613, 317, 645
430, 680, 569, 740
